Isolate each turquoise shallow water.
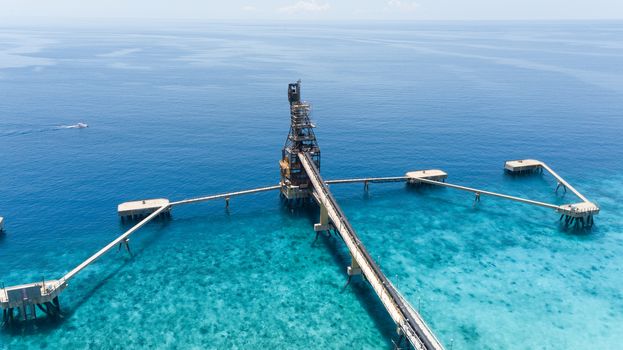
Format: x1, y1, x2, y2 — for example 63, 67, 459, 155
1, 21, 623, 349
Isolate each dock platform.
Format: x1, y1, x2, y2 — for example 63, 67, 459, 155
1, 280, 65, 322
556, 202, 600, 217
117, 198, 171, 221
557, 202, 600, 227
1, 280, 64, 309
406, 170, 448, 184
504, 159, 543, 173
504, 159, 598, 225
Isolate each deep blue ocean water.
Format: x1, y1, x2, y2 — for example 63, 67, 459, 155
1, 21, 622, 349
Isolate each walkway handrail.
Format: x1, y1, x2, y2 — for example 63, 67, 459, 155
60, 205, 170, 284
41, 167, 587, 297
388, 278, 445, 348
170, 185, 281, 206
538, 161, 590, 203
325, 176, 408, 184
412, 177, 560, 210
59, 186, 283, 286
299, 152, 444, 350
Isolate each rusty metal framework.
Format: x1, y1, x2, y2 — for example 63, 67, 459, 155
280, 80, 321, 200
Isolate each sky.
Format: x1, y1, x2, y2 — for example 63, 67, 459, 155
0, 0, 622, 23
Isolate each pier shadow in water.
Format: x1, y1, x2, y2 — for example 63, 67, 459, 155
313, 230, 396, 348
67, 220, 172, 314
276, 200, 397, 347
557, 221, 599, 238
1, 220, 172, 336
405, 185, 554, 227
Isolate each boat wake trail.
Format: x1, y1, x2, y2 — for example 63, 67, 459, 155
0, 122, 88, 137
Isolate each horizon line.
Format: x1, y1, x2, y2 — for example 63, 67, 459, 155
1, 17, 623, 26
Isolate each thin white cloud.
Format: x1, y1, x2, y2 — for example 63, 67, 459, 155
386, 0, 419, 12
277, 0, 330, 15
0, 52, 54, 69
108, 62, 150, 70
98, 48, 142, 57
241, 5, 256, 12
0, 34, 56, 69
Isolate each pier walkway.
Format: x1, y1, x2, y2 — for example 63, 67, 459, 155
325, 176, 408, 185
2, 188, 283, 322
170, 185, 280, 206
407, 177, 560, 209
504, 159, 599, 225
323, 160, 598, 223
299, 152, 444, 350
538, 161, 589, 202
1, 161, 596, 339
60, 206, 170, 284
325, 174, 558, 210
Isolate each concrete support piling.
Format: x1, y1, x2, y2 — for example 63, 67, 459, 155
314, 203, 330, 232
299, 152, 444, 350
347, 253, 362, 277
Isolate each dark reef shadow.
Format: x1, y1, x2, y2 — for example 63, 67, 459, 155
557, 221, 598, 237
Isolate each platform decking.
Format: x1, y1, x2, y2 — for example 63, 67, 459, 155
504, 159, 542, 172
299, 152, 444, 350
556, 202, 600, 218
117, 198, 170, 219
406, 170, 448, 183
0, 280, 63, 309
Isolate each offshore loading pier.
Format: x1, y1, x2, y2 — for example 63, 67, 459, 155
1, 81, 599, 350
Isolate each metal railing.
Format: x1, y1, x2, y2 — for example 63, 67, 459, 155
299, 152, 444, 350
